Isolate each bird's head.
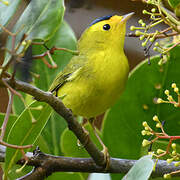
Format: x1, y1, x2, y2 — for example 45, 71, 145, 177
78, 13, 134, 53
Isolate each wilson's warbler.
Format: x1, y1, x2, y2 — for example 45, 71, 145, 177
49, 13, 134, 166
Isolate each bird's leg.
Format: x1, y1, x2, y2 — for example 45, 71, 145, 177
89, 117, 110, 169
77, 125, 90, 149
76, 116, 89, 148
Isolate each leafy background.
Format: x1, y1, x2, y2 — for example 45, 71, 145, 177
0, 0, 180, 179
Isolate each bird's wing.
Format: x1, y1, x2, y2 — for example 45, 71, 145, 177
49, 55, 86, 93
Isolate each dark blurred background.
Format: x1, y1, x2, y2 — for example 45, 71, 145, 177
64, 0, 156, 67
0, 0, 158, 113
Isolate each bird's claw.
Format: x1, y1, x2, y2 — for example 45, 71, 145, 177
101, 145, 110, 170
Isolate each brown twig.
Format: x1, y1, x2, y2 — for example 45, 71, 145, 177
0, 24, 24, 79
0, 141, 32, 149
0, 78, 106, 167
0, 82, 32, 150
163, 41, 180, 54
127, 31, 179, 39
33, 46, 79, 59
13, 148, 180, 180
0, 79, 180, 179
0, 92, 14, 140
1, 79, 22, 97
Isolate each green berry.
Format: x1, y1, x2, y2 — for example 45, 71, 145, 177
2, 1, 9, 5
130, 26, 135, 31
139, 35, 145, 40
142, 10, 148, 14
155, 42, 159, 46
166, 158, 173, 164
156, 123, 161, 128
142, 23, 146, 27
142, 139, 151, 147
135, 30, 141, 36
164, 173, 171, 179
157, 98, 163, 103
138, 19, 143, 24
172, 143, 176, 149
174, 162, 180, 167
172, 83, 176, 88
149, 37, 154, 42
164, 90, 169, 95
172, 150, 176, 156
142, 42, 147, 47
151, 8, 156, 13
157, 149, 164, 154
142, 121, 148, 127
22, 41, 26, 46
141, 130, 147, 136
153, 47, 157, 51
153, 115, 158, 121
174, 87, 179, 93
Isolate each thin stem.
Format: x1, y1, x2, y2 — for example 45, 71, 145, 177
163, 42, 180, 54
1, 78, 106, 167
158, 136, 180, 140
159, 2, 180, 26
170, 170, 180, 176
33, 47, 79, 59
41, 57, 54, 68
0, 141, 32, 149
14, 152, 180, 179
157, 0, 179, 32
0, 92, 14, 140
161, 27, 172, 33
0, 24, 14, 36
127, 31, 178, 39
2, 79, 22, 97
53, 47, 79, 55
149, 19, 163, 28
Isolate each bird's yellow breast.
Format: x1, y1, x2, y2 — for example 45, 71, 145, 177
57, 48, 129, 118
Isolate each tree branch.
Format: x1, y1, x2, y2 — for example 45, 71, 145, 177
0, 78, 105, 167
0, 146, 179, 180
0, 79, 180, 179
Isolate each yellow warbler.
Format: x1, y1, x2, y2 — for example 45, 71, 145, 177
49, 13, 134, 165
50, 13, 133, 118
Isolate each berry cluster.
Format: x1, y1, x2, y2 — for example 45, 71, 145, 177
157, 83, 180, 107
130, 0, 180, 64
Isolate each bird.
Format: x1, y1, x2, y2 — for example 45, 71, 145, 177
49, 13, 134, 167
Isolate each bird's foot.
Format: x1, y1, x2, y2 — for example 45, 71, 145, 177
102, 144, 110, 170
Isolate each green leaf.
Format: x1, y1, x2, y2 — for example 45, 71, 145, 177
61, 123, 102, 180
4, 0, 65, 66
33, 21, 76, 155
34, 134, 51, 154
0, 113, 17, 141
168, 0, 180, 8
61, 123, 102, 158
102, 46, 180, 179
5, 164, 32, 180
46, 172, 84, 180
0, 0, 22, 28
33, 20, 77, 90
4, 101, 52, 179
122, 155, 154, 180
41, 112, 67, 155
12, 92, 26, 115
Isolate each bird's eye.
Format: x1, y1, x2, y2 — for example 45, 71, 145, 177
103, 24, 110, 30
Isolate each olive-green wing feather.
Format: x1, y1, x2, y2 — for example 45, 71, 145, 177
49, 54, 87, 93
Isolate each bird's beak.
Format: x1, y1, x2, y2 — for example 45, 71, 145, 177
121, 12, 134, 23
